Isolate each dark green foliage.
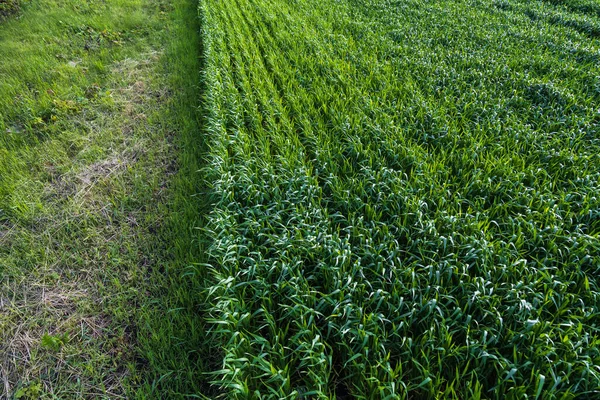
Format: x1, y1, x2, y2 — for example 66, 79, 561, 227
0, 0, 19, 19
200, 0, 600, 398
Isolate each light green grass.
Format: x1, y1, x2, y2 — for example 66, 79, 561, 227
0, 0, 207, 398
199, 0, 600, 397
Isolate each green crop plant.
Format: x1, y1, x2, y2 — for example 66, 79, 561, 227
199, 0, 600, 398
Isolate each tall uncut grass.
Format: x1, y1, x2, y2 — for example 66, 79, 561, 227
200, 0, 600, 397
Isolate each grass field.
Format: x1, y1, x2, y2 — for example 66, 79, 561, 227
200, 0, 600, 398
1, 0, 600, 398
0, 0, 207, 397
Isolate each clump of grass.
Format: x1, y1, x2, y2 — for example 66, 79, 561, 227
199, 0, 600, 397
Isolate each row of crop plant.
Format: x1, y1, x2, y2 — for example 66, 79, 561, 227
198, 0, 600, 397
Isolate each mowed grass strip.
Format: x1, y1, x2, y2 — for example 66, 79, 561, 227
200, 0, 600, 398
0, 0, 207, 398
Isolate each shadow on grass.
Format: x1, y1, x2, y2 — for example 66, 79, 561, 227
134, 0, 219, 397
0, 0, 19, 20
